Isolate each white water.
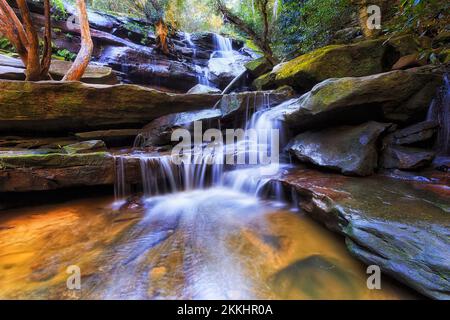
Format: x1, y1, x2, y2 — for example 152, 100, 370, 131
115, 93, 294, 207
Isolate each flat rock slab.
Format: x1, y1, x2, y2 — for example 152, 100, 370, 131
277, 168, 450, 299
0, 80, 222, 134
0, 152, 140, 192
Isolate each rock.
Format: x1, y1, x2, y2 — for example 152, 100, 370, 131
138, 89, 296, 147
265, 68, 443, 133
381, 145, 435, 170
0, 80, 222, 134
253, 35, 419, 91
288, 122, 392, 176
383, 121, 439, 146
392, 53, 427, 70
49, 60, 118, 84
0, 152, 141, 192
187, 84, 221, 94
276, 168, 450, 299
245, 57, 273, 78
332, 27, 362, 44
138, 109, 222, 147
75, 129, 140, 147
219, 87, 296, 121
63, 140, 107, 154
0, 54, 118, 84
0, 66, 25, 81
208, 55, 249, 88
0, 136, 77, 150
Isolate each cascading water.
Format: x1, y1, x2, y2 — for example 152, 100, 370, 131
212, 34, 234, 59
427, 74, 450, 155
115, 92, 294, 205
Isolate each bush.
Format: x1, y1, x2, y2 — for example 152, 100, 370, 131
274, 0, 352, 58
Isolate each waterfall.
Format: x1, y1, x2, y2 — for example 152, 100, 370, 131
114, 92, 296, 208
427, 74, 450, 155
212, 34, 234, 59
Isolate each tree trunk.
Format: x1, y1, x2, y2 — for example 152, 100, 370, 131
216, 0, 276, 65
63, 0, 93, 81
155, 18, 169, 55
16, 0, 41, 80
40, 0, 52, 79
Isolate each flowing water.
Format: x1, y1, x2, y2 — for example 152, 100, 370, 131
0, 93, 419, 300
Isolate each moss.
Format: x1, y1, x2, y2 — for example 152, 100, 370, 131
0, 152, 112, 169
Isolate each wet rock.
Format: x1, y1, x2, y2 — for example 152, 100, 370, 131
0, 80, 222, 134
265, 68, 443, 133
63, 140, 107, 154
138, 109, 222, 147
383, 121, 439, 146
75, 129, 140, 147
187, 84, 221, 94
288, 122, 392, 176
253, 35, 419, 91
381, 145, 435, 170
277, 168, 450, 299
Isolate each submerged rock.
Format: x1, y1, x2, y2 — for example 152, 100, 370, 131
288, 122, 392, 176
277, 168, 450, 299
254, 35, 419, 91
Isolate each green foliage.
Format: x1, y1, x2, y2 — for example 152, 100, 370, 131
0, 38, 14, 51
387, 0, 449, 36
274, 0, 352, 58
55, 49, 77, 61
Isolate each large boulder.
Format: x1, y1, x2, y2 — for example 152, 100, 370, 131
264, 67, 443, 133
288, 122, 392, 176
0, 80, 222, 134
253, 35, 419, 91
245, 57, 273, 78
277, 168, 450, 299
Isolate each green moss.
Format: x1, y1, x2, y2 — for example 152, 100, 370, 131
0, 152, 112, 169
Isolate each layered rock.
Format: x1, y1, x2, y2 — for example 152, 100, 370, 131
254, 35, 419, 91
0, 80, 221, 134
288, 122, 392, 176
276, 168, 450, 299
0, 152, 140, 192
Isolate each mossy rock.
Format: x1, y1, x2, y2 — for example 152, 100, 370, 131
245, 57, 273, 78
254, 35, 419, 91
